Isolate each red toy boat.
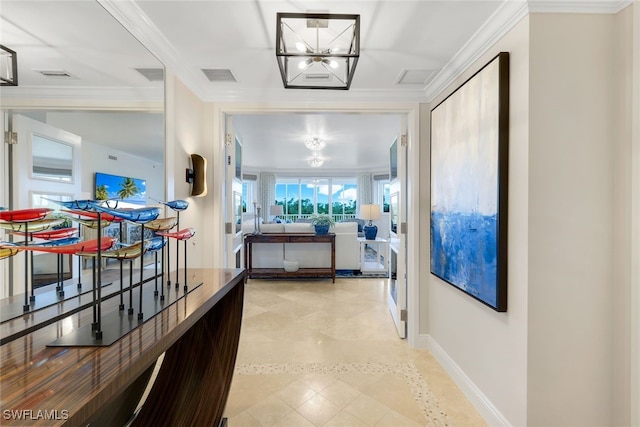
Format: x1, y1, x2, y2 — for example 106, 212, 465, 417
12, 227, 78, 240
0, 237, 116, 255
0, 208, 52, 222
62, 209, 125, 222
155, 228, 195, 241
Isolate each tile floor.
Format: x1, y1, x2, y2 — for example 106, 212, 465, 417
223, 277, 487, 426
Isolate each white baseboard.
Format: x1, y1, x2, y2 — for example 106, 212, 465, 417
416, 334, 512, 427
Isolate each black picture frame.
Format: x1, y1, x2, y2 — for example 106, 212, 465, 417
429, 52, 509, 312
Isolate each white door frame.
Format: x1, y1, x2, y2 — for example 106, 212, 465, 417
211, 102, 422, 347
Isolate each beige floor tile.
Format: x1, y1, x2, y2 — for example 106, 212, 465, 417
227, 410, 262, 427
225, 279, 487, 427
299, 373, 338, 393
271, 411, 316, 427
361, 373, 427, 425
318, 379, 361, 409
246, 395, 293, 426
275, 380, 318, 408
375, 408, 426, 427
343, 394, 390, 425
322, 411, 370, 427
295, 394, 341, 426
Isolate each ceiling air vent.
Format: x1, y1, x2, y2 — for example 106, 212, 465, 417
202, 69, 237, 82
395, 69, 436, 85
135, 68, 164, 82
35, 70, 76, 79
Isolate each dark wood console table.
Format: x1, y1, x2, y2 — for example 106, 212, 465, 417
0, 268, 244, 426
244, 233, 336, 283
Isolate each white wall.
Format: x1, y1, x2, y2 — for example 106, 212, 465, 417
423, 9, 636, 427
424, 16, 530, 427
528, 13, 617, 426
612, 5, 635, 426
631, 4, 640, 425
80, 141, 163, 201
164, 72, 215, 269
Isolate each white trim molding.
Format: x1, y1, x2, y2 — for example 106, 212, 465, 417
419, 334, 512, 427
424, 0, 633, 102
424, 0, 528, 102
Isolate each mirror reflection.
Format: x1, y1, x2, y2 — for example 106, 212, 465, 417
0, 1, 165, 297
31, 134, 74, 182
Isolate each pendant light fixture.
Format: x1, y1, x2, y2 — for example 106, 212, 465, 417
276, 12, 360, 90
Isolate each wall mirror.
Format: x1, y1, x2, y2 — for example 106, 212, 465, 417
0, 0, 165, 296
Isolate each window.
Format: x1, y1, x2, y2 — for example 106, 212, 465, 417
374, 175, 390, 212
331, 179, 357, 220
242, 177, 256, 213
274, 177, 357, 222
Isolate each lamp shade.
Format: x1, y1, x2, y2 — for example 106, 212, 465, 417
270, 205, 284, 216
360, 204, 381, 221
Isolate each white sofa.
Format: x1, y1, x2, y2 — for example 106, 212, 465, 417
242, 222, 360, 271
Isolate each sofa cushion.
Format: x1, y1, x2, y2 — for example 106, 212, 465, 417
340, 218, 365, 237
284, 223, 314, 233
260, 223, 285, 233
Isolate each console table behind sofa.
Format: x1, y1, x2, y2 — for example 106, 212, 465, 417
244, 233, 336, 283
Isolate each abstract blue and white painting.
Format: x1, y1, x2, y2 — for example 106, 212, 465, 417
430, 53, 508, 311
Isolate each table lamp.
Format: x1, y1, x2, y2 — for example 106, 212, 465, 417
360, 204, 380, 240
270, 204, 284, 222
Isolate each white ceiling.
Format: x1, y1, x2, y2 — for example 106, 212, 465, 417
0, 0, 628, 172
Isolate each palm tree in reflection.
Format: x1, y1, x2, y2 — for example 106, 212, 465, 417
96, 184, 108, 201
117, 177, 140, 200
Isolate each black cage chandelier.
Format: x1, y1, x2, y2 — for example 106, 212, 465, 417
276, 12, 360, 90
0, 45, 18, 86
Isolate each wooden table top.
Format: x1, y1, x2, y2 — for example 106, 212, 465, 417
0, 268, 244, 426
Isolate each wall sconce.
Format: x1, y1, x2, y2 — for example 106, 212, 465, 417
0, 45, 18, 86
185, 154, 207, 197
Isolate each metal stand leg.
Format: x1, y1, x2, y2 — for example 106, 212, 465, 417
183, 239, 188, 293
128, 260, 134, 315
91, 257, 98, 330
138, 225, 145, 320
154, 251, 159, 296
77, 220, 83, 289
119, 259, 125, 311
166, 236, 171, 288
175, 213, 180, 289
29, 245, 35, 302
160, 241, 165, 302
57, 254, 64, 297
94, 214, 103, 340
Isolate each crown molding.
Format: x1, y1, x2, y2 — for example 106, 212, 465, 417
97, 0, 207, 100
424, 0, 529, 102
527, 0, 632, 13
199, 86, 429, 104
99, 0, 632, 106
0, 86, 163, 103
423, 0, 632, 103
